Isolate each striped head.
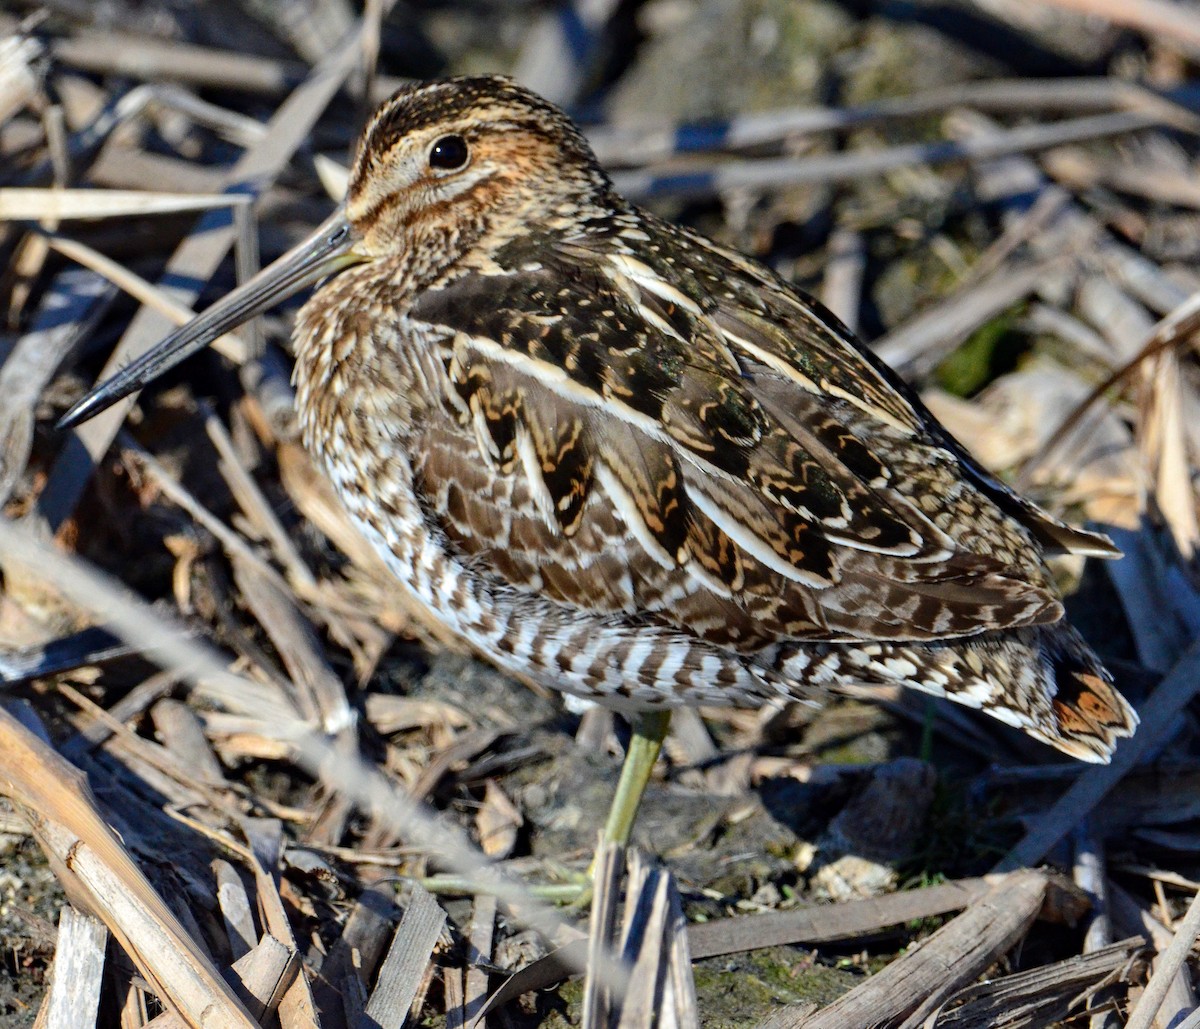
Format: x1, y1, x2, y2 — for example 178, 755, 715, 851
345, 76, 618, 269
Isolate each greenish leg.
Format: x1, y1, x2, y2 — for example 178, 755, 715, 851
601, 710, 672, 846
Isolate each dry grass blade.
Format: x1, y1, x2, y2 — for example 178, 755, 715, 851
13, 85, 157, 189
230, 554, 355, 734
118, 438, 296, 606
0, 32, 41, 126
1042, 147, 1200, 210
204, 411, 317, 592
0, 187, 248, 220
873, 257, 1067, 379
1, 17, 410, 104
1025, 0, 1200, 51
587, 77, 1186, 165
38, 231, 248, 362
30, 24, 304, 94
0, 626, 134, 687
613, 110, 1174, 199
151, 697, 226, 786
1072, 827, 1119, 1029
1016, 287, 1200, 551
666, 876, 698, 1029
820, 226, 866, 333
1140, 346, 1200, 558
1015, 319, 1200, 486
0, 706, 258, 1029
959, 108, 1189, 322
227, 936, 301, 1023
0, 268, 114, 506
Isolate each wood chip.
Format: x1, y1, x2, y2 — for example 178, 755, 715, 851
214, 860, 257, 963
315, 881, 402, 1027
475, 780, 523, 860
932, 936, 1145, 1028
364, 884, 446, 1029
38, 905, 108, 1029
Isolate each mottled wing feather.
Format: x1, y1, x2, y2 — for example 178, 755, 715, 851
683, 231, 1118, 559
417, 253, 948, 562
408, 220, 1081, 643
614, 217, 1117, 563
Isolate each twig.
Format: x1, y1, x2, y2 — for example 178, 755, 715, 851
1124, 884, 1200, 1029
613, 111, 1175, 199
1025, 0, 1200, 52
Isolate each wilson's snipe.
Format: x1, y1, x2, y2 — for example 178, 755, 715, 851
62, 75, 1137, 847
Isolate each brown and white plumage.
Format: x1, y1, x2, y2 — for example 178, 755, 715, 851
291, 75, 1136, 762
62, 74, 1138, 764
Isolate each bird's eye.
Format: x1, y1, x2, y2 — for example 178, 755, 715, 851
429, 135, 469, 170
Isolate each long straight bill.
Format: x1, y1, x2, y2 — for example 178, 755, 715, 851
57, 210, 363, 430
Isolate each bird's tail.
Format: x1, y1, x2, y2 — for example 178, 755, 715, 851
771, 624, 1139, 762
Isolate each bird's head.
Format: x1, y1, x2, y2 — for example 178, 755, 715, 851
347, 76, 614, 262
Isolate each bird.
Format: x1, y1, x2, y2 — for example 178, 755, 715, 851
60, 74, 1138, 850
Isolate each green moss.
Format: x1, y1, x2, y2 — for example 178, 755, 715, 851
692, 947, 862, 1028
934, 309, 1026, 398
537, 977, 583, 1029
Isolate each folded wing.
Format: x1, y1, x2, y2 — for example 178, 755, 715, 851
407, 218, 1108, 647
